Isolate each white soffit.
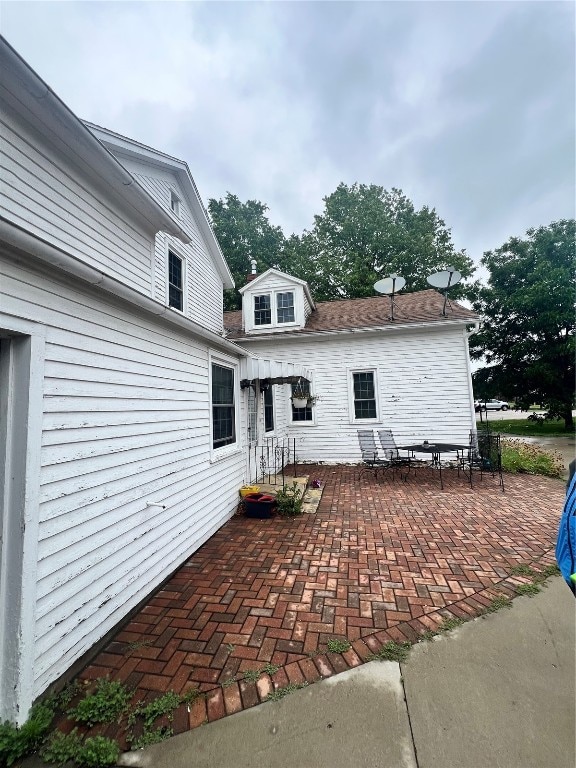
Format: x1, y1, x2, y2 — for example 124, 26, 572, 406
240, 357, 312, 384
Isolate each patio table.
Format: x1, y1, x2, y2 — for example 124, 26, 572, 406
398, 442, 468, 490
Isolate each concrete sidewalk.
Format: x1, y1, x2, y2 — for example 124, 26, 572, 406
119, 577, 575, 768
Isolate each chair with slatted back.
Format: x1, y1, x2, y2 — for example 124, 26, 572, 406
378, 429, 412, 479
357, 430, 392, 480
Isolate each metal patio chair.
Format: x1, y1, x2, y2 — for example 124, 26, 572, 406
377, 429, 412, 479
460, 429, 505, 491
357, 430, 393, 481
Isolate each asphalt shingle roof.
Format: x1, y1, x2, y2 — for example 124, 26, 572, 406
224, 289, 478, 339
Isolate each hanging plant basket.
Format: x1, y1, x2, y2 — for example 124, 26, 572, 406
291, 396, 309, 409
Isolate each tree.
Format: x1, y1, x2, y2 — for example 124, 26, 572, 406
470, 220, 575, 429
291, 184, 474, 300
208, 193, 286, 310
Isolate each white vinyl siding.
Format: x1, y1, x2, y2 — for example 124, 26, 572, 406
0, 252, 245, 701
0, 109, 154, 294
240, 329, 475, 464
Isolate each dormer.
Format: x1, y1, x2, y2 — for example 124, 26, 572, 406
239, 268, 315, 334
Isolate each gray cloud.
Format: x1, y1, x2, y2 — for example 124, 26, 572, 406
3, 0, 574, 265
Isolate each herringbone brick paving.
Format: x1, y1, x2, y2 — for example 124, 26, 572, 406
73, 466, 563, 741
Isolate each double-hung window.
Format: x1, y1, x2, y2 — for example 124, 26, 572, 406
212, 363, 236, 449
168, 251, 183, 311
254, 294, 271, 325
352, 371, 378, 420
277, 292, 295, 323
253, 291, 295, 327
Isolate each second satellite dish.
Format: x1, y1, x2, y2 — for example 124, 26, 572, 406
374, 274, 406, 295
426, 268, 462, 289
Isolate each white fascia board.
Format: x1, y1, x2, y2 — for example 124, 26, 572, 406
85, 122, 235, 290
231, 319, 477, 343
0, 218, 247, 358
239, 268, 315, 309
0, 40, 189, 244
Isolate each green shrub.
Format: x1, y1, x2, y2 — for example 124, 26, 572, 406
501, 439, 564, 478
0, 701, 54, 766
275, 482, 304, 516
68, 678, 132, 726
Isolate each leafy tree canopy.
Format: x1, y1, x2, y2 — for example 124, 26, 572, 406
208, 193, 286, 310
470, 220, 575, 429
293, 184, 474, 301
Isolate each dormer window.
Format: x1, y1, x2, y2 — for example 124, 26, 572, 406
254, 294, 272, 325
170, 191, 181, 217
277, 292, 295, 323
253, 291, 295, 327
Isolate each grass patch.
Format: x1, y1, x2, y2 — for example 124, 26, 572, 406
368, 641, 412, 663
266, 682, 308, 701
476, 418, 570, 437
326, 638, 351, 654
501, 439, 564, 478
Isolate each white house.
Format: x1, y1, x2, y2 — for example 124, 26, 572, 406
0, 39, 308, 725
224, 268, 479, 463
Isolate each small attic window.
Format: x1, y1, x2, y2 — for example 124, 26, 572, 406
170, 191, 181, 217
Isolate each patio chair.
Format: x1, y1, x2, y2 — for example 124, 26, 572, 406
357, 430, 393, 480
377, 429, 412, 479
461, 429, 505, 491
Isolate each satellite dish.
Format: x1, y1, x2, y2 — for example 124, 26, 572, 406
426, 268, 462, 315
374, 274, 406, 295
374, 274, 406, 320
426, 268, 462, 289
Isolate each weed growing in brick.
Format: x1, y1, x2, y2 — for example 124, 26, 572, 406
516, 583, 542, 597
437, 616, 465, 633
509, 564, 535, 577
266, 682, 308, 701
130, 726, 173, 750
221, 678, 237, 688
68, 679, 133, 726
483, 594, 513, 613
128, 691, 181, 729
40, 729, 83, 767
326, 638, 351, 654
0, 701, 54, 767
242, 669, 262, 683
368, 641, 412, 663
262, 663, 280, 676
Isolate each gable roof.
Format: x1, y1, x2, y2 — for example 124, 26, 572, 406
85, 122, 235, 289
239, 268, 316, 308
0, 37, 189, 244
224, 289, 478, 339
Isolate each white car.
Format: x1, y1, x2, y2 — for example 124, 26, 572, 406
474, 399, 510, 412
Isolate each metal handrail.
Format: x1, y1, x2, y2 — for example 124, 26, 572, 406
247, 437, 297, 486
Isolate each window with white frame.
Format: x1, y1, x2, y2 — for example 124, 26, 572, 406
212, 363, 236, 449
276, 292, 295, 323
254, 294, 271, 325
352, 371, 377, 420
168, 251, 183, 311
253, 291, 296, 327
291, 380, 313, 422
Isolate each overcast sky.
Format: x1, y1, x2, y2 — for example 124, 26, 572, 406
3, 1, 574, 267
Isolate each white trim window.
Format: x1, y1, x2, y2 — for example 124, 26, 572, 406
210, 357, 238, 453
254, 294, 272, 326
350, 370, 379, 421
168, 250, 184, 312
276, 292, 295, 323
253, 290, 296, 328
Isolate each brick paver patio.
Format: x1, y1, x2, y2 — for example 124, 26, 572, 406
70, 465, 564, 742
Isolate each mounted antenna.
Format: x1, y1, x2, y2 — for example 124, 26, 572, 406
374, 274, 406, 320
426, 267, 462, 316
